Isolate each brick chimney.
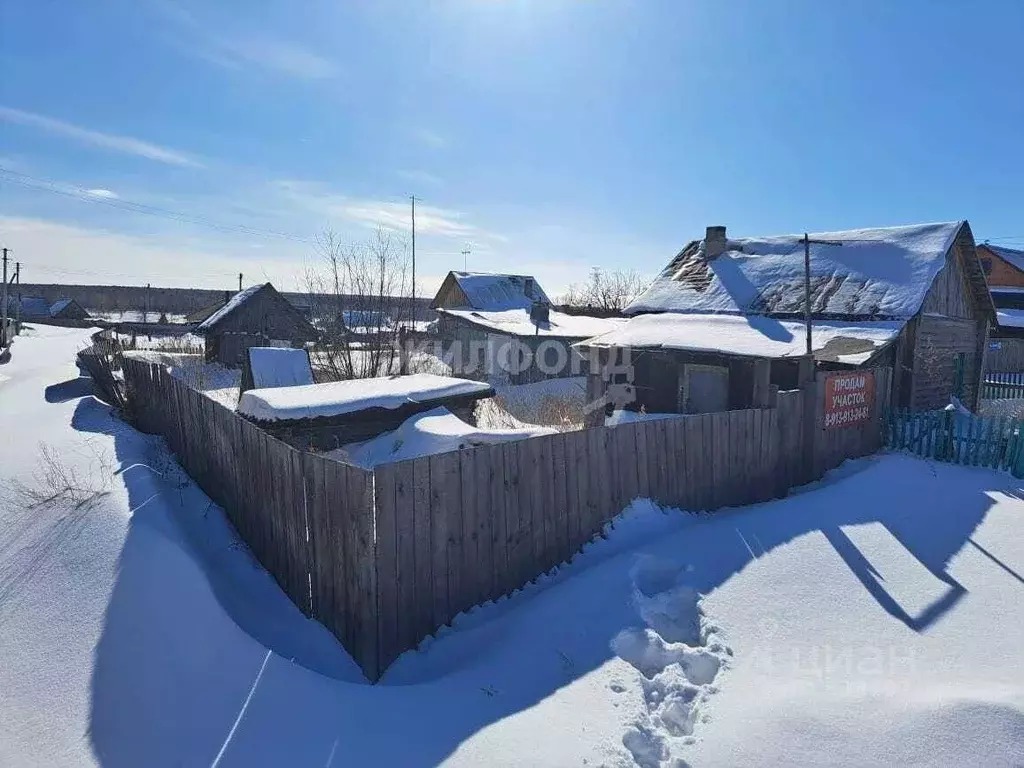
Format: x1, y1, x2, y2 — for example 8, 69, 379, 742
704, 225, 727, 259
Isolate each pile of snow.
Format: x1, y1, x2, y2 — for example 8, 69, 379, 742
248, 347, 314, 389
237, 373, 493, 422
123, 351, 242, 408
581, 312, 901, 363
628, 221, 963, 319
438, 307, 625, 339
605, 409, 682, 426
996, 309, 1024, 329
334, 406, 556, 467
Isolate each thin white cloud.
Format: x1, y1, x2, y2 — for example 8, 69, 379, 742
154, 2, 338, 80
86, 188, 119, 199
215, 38, 339, 80
0, 106, 203, 168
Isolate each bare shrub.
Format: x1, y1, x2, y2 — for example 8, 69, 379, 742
305, 227, 412, 381
560, 267, 647, 311
6, 440, 114, 509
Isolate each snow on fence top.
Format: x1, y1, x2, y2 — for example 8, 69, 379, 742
437, 307, 625, 339
336, 406, 556, 468
248, 347, 314, 389
627, 221, 964, 319
237, 373, 493, 422
197, 283, 265, 331
578, 312, 903, 364
452, 272, 552, 311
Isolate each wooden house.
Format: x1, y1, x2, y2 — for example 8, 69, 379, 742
430, 271, 625, 384
578, 221, 994, 414
196, 283, 319, 366
49, 298, 89, 321
975, 244, 1024, 372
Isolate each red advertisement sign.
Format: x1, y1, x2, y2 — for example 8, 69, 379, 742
824, 371, 875, 429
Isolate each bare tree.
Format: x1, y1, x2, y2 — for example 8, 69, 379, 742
561, 267, 647, 311
305, 227, 412, 380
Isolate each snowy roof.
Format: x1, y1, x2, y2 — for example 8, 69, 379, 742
197, 284, 266, 331
16, 296, 52, 317
437, 307, 626, 339
248, 347, 314, 389
334, 406, 555, 468
49, 298, 76, 315
982, 243, 1024, 274
996, 309, 1024, 329
578, 312, 903, 364
237, 373, 494, 422
627, 221, 965, 320
448, 272, 551, 311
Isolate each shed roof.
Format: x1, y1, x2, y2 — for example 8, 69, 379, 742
436, 271, 551, 311
16, 296, 52, 317
577, 312, 903, 364
197, 284, 266, 331
437, 307, 626, 339
627, 221, 965, 320
237, 373, 494, 422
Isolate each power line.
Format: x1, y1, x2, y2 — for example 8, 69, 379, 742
0, 167, 317, 245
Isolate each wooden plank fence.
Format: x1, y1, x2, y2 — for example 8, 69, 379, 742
122, 356, 894, 681
982, 372, 1024, 400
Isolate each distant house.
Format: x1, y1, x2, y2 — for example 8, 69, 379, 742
49, 298, 89, 321
578, 222, 993, 414
12, 296, 52, 319
975, 244, 1024, 371
430, 271, 625, 384
196, 283, 319, 366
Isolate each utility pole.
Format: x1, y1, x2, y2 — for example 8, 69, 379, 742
1, 248, 8, 348
146, 283, 151, 323
238, 273, 243, 292
410, 195, 417, 327
462, 245, 471, 271
801, 233, 843, 356
14, 262, 21, 327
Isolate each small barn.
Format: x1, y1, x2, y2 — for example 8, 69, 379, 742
197, 283, 319, 366
49, 298, 89, 321
578, 221, 994, 414
431, 271, 625, 384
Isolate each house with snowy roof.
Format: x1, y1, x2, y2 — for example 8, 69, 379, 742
196, 282, 318, 366
49, 298, 88, 321
430, 270, 627, 384
974, 243, 1024, 370
577, 221, 994, 414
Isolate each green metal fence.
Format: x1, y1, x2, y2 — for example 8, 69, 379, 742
886, 408, 1024, 477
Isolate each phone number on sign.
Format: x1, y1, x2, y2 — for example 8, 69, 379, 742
824, 406, 870, 428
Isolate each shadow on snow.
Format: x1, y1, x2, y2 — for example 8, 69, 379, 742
68, 387, 1019, 767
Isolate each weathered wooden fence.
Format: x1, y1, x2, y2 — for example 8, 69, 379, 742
122, 356, 381, 677
984, 337, 1024, 374
121, 357, 892, 680
886, 407, 1024, 476
982, 372, 1024, 399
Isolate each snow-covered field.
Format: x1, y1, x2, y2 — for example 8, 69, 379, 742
1, 325, 1022, 767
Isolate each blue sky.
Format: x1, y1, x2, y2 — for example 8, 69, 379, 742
1, 0, 1022, 294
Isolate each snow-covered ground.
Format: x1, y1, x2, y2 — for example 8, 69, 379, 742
1, 325, 1022, 767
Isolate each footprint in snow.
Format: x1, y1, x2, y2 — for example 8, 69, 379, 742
611, 555, 731, 767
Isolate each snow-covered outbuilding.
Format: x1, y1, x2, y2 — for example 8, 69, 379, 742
49, 298, 89, 321
430, 270, 626, 384
196, 283, 319, 367
577, 221, 994, 414
975, 243, 1024, 371
237, 373, 496, 449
